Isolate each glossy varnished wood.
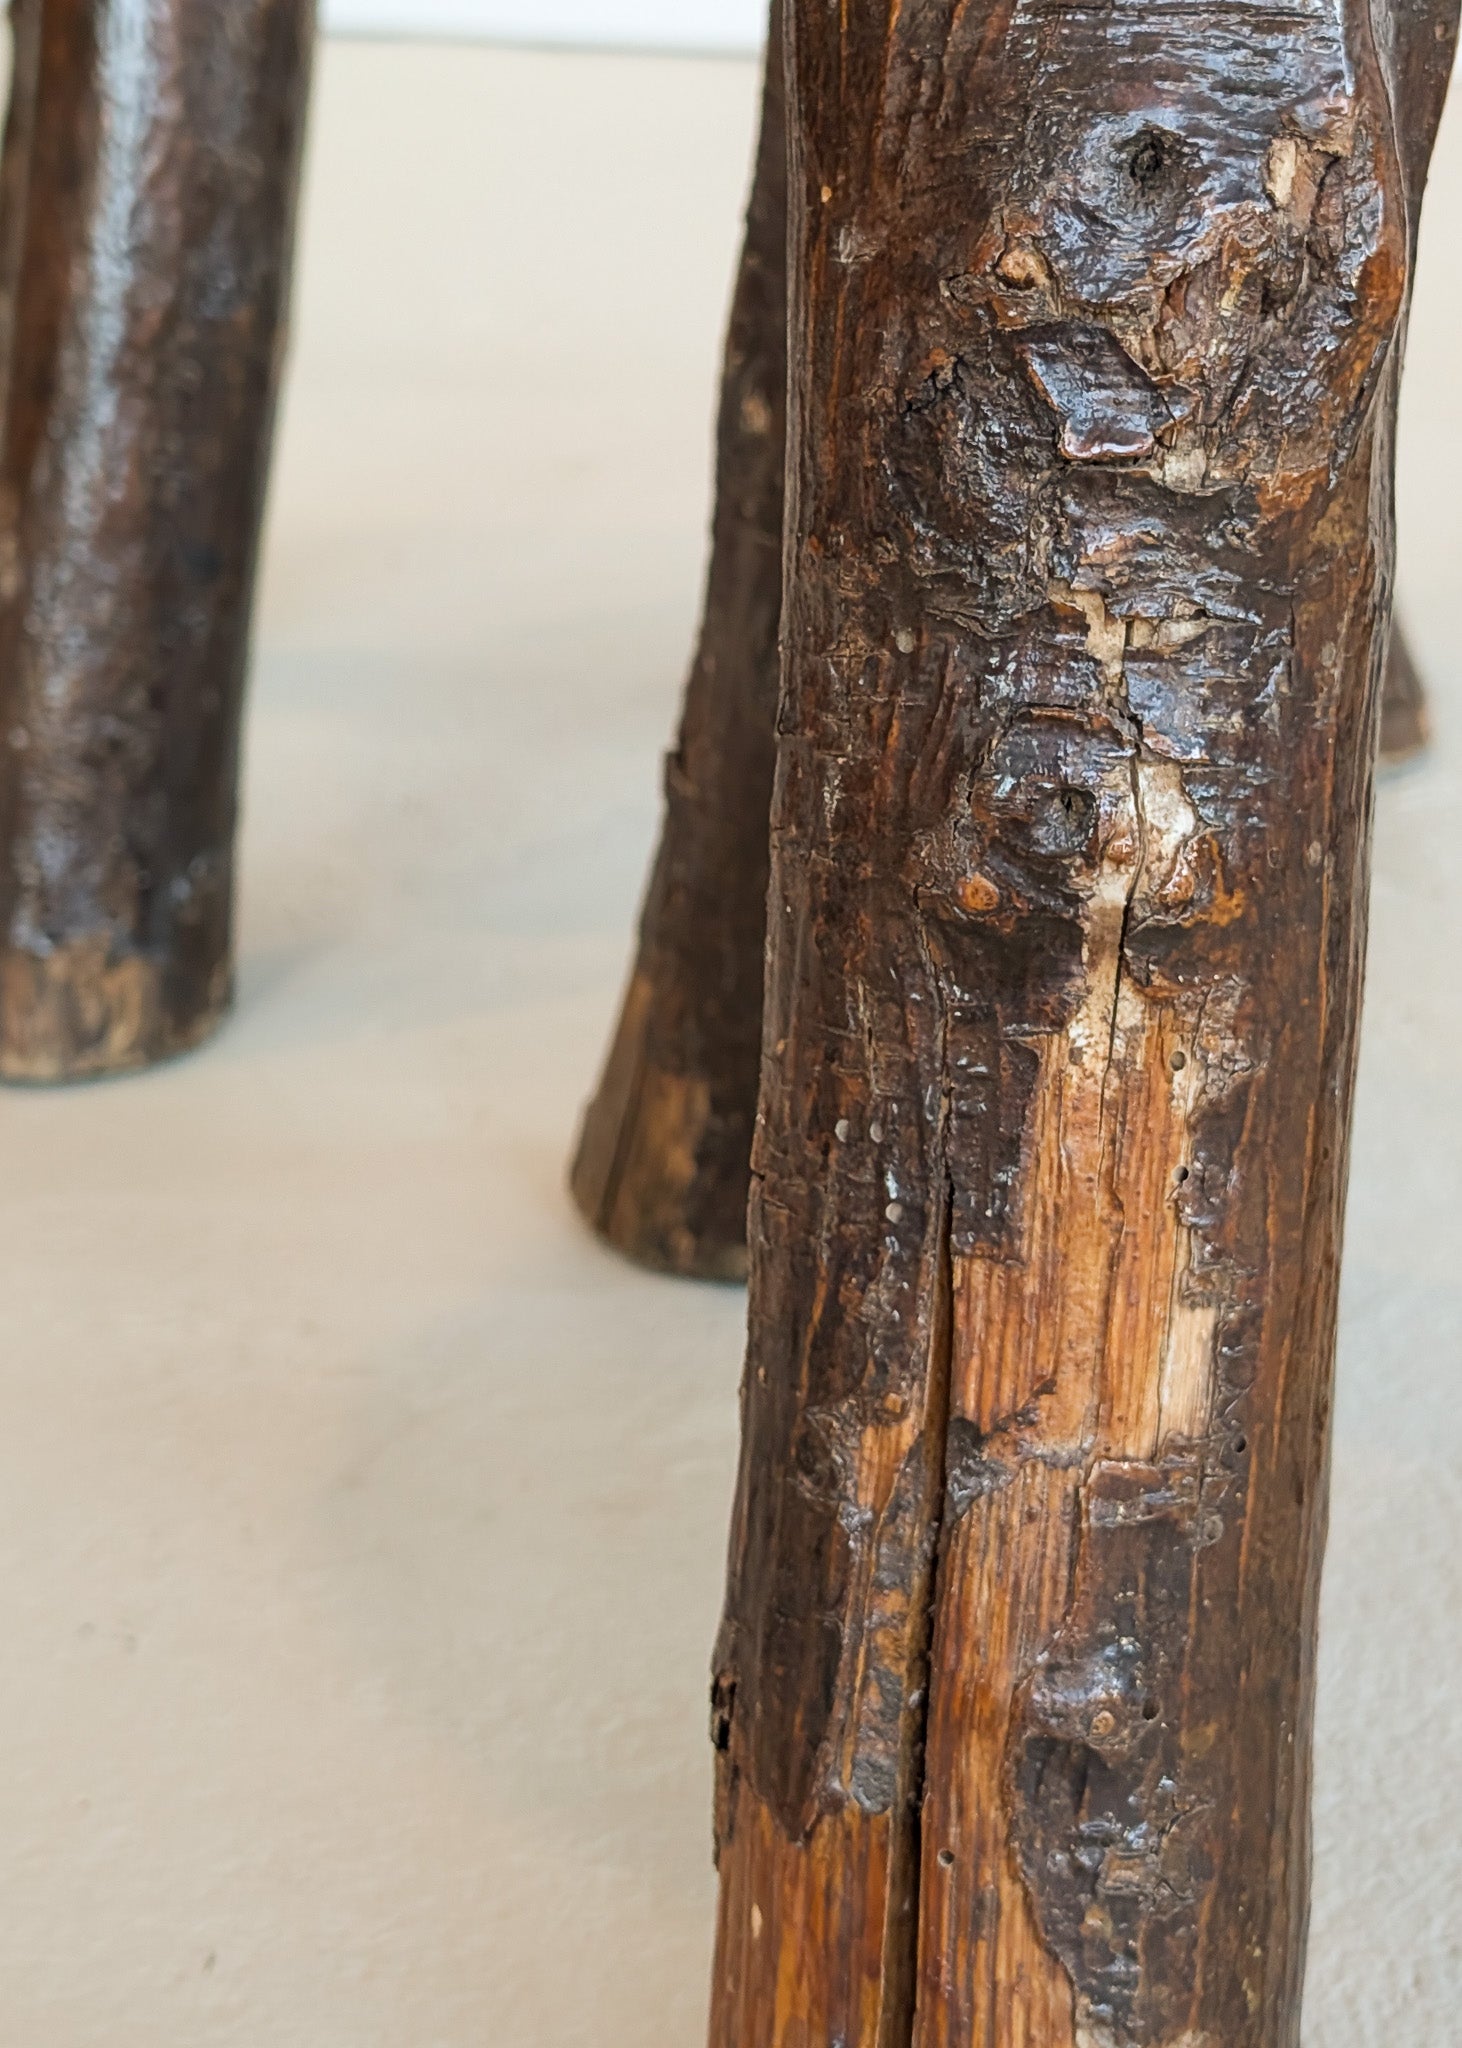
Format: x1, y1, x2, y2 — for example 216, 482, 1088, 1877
0, 0, 314, 1081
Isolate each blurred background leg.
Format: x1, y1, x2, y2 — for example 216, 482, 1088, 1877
1382, 624, 1431, 762
0, 0, 315, 1082
570, 0, 785, 1280
707, 2, 1458, 2044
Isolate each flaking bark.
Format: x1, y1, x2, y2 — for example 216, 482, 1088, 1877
580, 0, 1436, 1283
0, 0, 314, 1082
709, 5, 1458, 2048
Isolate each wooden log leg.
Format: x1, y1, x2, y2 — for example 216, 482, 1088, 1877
0, 0, 315, 1083
1381, 624, 1430, 761
571, 2, 786, 1280
576, 0, 1437, 1282
710, 4, 1457, 2047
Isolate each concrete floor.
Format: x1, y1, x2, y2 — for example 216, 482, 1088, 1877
0, 38, 1455, 2047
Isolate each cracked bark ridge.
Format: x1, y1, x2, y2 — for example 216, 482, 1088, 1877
709, 5, 1457, 2048
571, 2, 787, 1279
0, 0, 314, 1082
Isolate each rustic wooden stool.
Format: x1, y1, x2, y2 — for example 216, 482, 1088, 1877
0, 5, 1454, 2046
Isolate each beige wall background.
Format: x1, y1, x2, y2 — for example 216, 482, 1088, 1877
321, 1, 764, 47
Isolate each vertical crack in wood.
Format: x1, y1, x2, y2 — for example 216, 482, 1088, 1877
707, 1, 1459, 2043
876, 1165, 954, 2048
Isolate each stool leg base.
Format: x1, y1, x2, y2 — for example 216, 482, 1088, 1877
571, 4, 786, 1279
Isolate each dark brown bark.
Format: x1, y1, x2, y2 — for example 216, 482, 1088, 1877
0, 0, 315, 1083
570, 0, 787, 1280
709, 7, 1457, 2048
577, 0, 1440, 1281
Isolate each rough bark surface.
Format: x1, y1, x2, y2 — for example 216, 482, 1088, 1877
579, 0, 1438, 1280
0, 0, 314, 1082
710, 6, 1457, 2048
570, 1, 787, 1278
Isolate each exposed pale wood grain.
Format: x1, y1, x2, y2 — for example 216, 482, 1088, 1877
708, 4, 1458, 2045
578, 0, 1437, 1283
